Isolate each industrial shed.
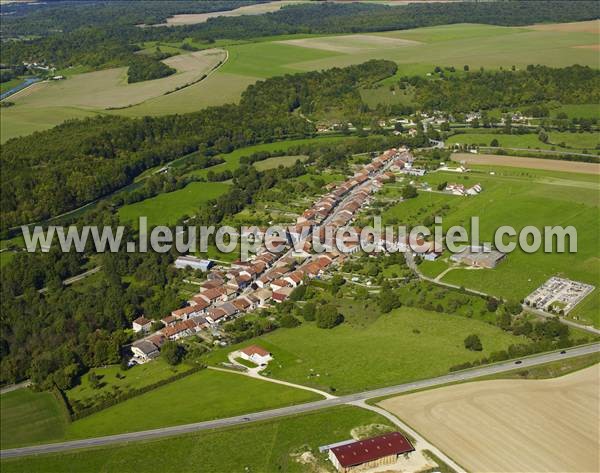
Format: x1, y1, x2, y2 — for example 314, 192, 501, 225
328, 432, 414, 472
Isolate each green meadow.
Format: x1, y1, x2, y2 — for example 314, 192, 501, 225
1, 389, 68, 450
117, 181, 230, 227
205, 306, 526, 394
1, 368, 320, 449
1, 406, 391, 473
383, 166, 600, 326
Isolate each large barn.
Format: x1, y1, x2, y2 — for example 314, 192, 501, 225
327, 431, 414, 472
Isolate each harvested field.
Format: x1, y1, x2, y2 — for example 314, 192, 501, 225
9, 49, 226, 110
451, 153, 600, 174
528, 19, 600, 34
156, 1, 302, 26
574, 44, 600, 51
380, 365, 600, 473
278, 34, 421, 54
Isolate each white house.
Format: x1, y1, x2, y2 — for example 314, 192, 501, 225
132, 316, 152, 333
239, 345, 272, 366
131, 340, 160, 362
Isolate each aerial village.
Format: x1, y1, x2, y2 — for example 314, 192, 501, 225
130, 147, 413, 363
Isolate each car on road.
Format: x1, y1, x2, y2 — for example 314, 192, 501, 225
560, 350, 567, 354
515, 360, 522, 364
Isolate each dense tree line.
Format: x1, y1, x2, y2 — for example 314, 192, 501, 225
0, 1, 257, 36
2, 2, 597, 71
1, 59, 396, 231
409, 65, 600, 113
126, 54, 175, 83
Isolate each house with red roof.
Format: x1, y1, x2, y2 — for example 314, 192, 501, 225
239, 345, 272, 365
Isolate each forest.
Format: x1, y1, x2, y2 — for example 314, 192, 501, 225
0, 59, 397, 231
127, 55, 176, 83
1, 1, 598, 70
409, 65, 600, 112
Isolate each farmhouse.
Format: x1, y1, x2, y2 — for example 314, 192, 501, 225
327, 432, 414, 472
239, 345, 272, 365
132, 316, 152, 333
131, 340, 160, 362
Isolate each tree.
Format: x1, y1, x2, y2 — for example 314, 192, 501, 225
88, 371, 102, 389
279, 314, 301, 328
302, 301, 317, 321
463, 65, 470, 72
464, 334, 483, 351
490, 138, 499, 147
402, 185, 418, 200
330, 274, 345, 294
161, 341, 183, 365
378, 290, 401, 313
289, 284, 307, 301
316, 304, 344, 329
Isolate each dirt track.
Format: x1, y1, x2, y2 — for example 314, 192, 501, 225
379, 365, 600, 473
451, 153, 600, 175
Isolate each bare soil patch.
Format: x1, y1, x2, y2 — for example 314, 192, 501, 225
278, 34, 420, 54
379, 365, 600, 473
157, 2, 301, 26
528, 19, 600, 34
574, 44, 600, 51
451, 153, 600, 175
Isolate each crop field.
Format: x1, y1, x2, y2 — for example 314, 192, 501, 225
118, 181, 230, 227
205, 306, 526, 394
380, 365, 600, 473
1, 406, 391, 473
9, 49, 226, 110
447, 131, 600, 154
451, 153, 600, 174
1, 389, 67, 449
156, 1, 305, 26
3, 22, 598, 139
1, 49, 226, 141
383, 166, 600, 326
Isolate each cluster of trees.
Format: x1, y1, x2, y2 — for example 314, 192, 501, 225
127, 55, 175, 83
3, 2, 597, 71
1, 59, 396, 231
410, 65, 599, 113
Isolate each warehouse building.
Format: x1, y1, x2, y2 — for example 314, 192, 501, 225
327, 432, 414, 472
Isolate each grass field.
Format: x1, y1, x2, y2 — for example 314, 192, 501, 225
447, 131, 600, 154
383, 166, 600, 326
380, 365, 600, 473
1, 406, 391, 473
253, 154, 309, 171
1, 389, 67, 450
2, 368, 320, 448
65, 358, 193, 408
205, 306, 526, 394
118, 181, 230, 227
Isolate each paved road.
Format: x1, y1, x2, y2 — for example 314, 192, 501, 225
2, 343, 598, 459
0, 380, 31, 395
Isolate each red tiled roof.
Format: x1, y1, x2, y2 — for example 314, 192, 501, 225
133, 316, 152, 326
240, 345, 270, 357
331, 432, 414, 468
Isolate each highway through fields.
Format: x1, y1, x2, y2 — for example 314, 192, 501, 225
2, 342, 598, 458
